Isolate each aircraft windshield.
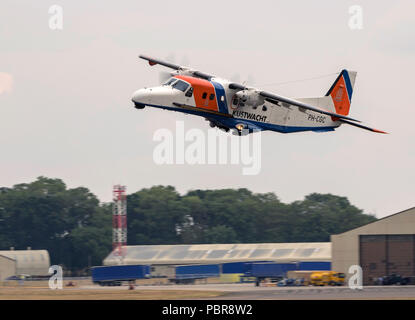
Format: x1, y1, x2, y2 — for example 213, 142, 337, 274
172, 80, 189, 92
163, 78, 177, 86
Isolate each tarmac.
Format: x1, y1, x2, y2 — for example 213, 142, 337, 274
80, 283, 415, 300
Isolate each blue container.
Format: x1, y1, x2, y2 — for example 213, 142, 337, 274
222, 261, 271, 274
91, 265, 150, 282
246, 263, 297, 278
297, 261, 331, 271
222, 262, 247, 274
175, 264, 220, 280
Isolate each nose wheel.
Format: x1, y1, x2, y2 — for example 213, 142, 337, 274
134, 102, 146, 109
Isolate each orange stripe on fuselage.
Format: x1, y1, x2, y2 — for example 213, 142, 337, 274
175, 75, 218, 112
330, 76, 351, 116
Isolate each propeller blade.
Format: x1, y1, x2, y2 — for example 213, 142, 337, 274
158, 70, 172, 84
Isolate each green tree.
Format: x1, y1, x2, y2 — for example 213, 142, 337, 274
0, 177, 111, 273
127, 186, 187, 245
0, 177, 378, 272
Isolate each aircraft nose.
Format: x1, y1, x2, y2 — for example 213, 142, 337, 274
132, 89, 151, 108
132, 89, 146, 103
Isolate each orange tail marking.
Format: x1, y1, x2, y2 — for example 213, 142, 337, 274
330, 76, 350, 116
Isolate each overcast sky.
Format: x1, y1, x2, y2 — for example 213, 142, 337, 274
0, 0, 414, 218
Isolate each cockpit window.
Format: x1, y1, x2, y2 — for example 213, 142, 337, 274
164, 78, 177, 86
185, 87, 193, 97
172, 80, 189, 92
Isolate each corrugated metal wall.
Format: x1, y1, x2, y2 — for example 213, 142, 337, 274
360, 235, 415, 285
0, 255, 16, 281
0, 250, 50, 276
387, 235, 415, 276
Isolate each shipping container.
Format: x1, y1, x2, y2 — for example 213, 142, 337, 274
297, 261, 331, 271
175, 264, 220, 279
246, 262, 297, 278
171, 264, 220, 284
222, 261, 271, 274
91, 265, 150, 286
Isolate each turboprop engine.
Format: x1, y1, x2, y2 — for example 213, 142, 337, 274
233, 90, 264, 107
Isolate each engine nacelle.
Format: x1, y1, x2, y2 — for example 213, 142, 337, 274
233, 90, 264, 107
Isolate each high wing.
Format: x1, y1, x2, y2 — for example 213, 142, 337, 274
139, 54, 214, 81
229, 83, 387, 133
229, 83, 360, 123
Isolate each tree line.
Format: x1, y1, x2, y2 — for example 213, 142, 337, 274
0, 177, 376, 274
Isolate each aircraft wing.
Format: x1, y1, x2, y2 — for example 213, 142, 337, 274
259, 91, 361, 122
229, 83, 388, 133
139, 55, 214, 80
229, 83, 360, 123
139, 54, 181, 70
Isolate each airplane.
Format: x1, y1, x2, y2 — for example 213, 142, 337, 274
132, 55, 387, 135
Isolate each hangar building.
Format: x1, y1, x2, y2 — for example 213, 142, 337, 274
0, 254, 16, 281
104, 242, 331, 277
332, 207, 415, 285
0, 249, 50, 280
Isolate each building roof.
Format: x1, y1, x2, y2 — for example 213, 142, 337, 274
333, 206, 415, 237
0, 250, 50, 275
104, 242, 331, 266
0, 250, 49, 262
0, 254, 16, 262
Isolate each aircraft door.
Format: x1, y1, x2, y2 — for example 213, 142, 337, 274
184, 86, 194, 105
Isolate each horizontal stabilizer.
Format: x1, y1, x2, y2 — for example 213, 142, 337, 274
339, 119, 388, 134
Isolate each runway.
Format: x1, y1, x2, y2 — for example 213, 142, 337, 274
80, 283, 415, 300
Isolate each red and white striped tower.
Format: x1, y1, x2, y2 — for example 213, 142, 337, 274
113, 185, 127, 263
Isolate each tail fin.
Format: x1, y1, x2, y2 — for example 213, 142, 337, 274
325, 70, 357, 116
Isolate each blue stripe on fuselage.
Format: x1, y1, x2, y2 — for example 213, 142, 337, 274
137, 103, 338, 134
211, 81, 228, 114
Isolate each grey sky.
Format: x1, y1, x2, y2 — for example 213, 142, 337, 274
0, 0, 414, 218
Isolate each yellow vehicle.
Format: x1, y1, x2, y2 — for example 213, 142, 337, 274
310, 271, 345, 286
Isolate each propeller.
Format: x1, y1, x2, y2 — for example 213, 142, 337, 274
158, 70, 173, 84
155, 54, 192, 84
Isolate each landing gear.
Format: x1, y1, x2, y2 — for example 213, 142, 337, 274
234, 124, 249, 136
208, 121, 230, 132
233, 125, 249, 136
134, 102, 146, 109
232, 128, 242, 136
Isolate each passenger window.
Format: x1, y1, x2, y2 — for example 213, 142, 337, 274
262, 105, 267, 111
185, 87, 193, 97
202, 92, 207, 99
209, 93, 215, 101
